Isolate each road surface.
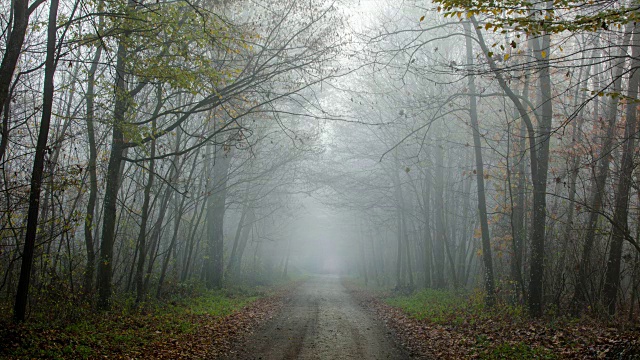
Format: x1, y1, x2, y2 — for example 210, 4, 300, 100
225, 276, 408, 359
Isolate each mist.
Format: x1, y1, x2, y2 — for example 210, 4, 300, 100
2, 0, 640, 357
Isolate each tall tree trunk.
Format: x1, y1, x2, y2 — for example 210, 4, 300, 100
556, 45, 594, 303
134, 133, 156, 303
422, 168, 433, 288
434, 144, 446, 288
395, 206, 404, 287
230, 208, 255, 277
471, 15, 549, 316
359, 220, 369, 286
94, 0, 153, 309
156, 191, 183, 298
83, 42, 102, 292
602, 26, 640, 315
13, 0, 59, 322
392, 152, 405, 288
282, 233, 291, 279
464, 20, 495, 306
371, 229, 381, 286
96, 22, 130, 311
227, 197, 250, 278
574, 28, 631, 309
157, 147, 195, 296
180, 183, 207, 282
142, 180, 173, 293
629, 191, 640, 321
507, 69, 530, 301
205, 142, 232, 289
402, 210, 414, 288
457, 172, 472, 288
527, 21, 553, 317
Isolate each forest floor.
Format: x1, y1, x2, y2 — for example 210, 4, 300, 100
0, 282, 296, 359
4, 277, 640, 359
346, 280, 640, 359
223, 275, 408, 359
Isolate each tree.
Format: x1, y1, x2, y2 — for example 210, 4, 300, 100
602, 25, 640, 315
463, 20, 496, 307
0, 0, 43, 129
13, 0, 61, 322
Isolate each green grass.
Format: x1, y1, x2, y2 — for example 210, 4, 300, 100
480, 341, 558, 359
186, 288, 259, 315
383, 288, 559, 359
0, 286, 266, 359
385, 288, 483, 326
385, 288, 525, 326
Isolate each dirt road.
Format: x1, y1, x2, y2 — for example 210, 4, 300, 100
225, 276, 408, 359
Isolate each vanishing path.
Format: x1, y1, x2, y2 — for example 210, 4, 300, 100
225, 276, 408, 359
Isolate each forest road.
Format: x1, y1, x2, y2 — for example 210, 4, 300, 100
223, 275, 409, 360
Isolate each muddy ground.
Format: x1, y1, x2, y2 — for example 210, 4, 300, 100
224, 275, 410, 359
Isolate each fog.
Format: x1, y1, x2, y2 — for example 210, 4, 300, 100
3, 0, 640, 324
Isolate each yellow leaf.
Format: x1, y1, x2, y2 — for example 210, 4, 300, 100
541, 50, 547, 58
504, 53, 510, 61
420, 15, 425, 22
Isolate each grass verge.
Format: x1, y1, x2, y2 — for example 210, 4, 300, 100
0, 286, 271, 359
345, 280, 640, 359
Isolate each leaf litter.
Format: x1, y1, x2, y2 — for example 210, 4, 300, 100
345, 283, 640, 359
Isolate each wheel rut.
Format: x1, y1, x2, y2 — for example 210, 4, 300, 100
224, 275, 408, 359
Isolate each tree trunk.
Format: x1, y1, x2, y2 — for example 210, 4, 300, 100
180, 172, 207, 282
134, 134, 156, 304
457, 172, 472, 288
230, 209, 255, 277
205, 142, 232, 289
513, 80, 528, 300
359, 220, 369, 286
574, 28, 631, 309
527, 24, 553, 317
392, 152, 405, 288
13, 0, 59, 322
556, 45, 594, 303
402, 210, 414, 288
471, 15, 550, 316
423, 168, 433, 288
0, 0, 33, 121
602, 26, 640, 315
227, 198, 250, 278
82, 42, 102, 292
371, 230, 381, 286
157, 191, 184, 298
395, 207, 404, 287
282, 234, 291, 279
434, 144, 446, 288
142, 181, 173, 293
464, 20, 495, 306
96, 28, 129, 311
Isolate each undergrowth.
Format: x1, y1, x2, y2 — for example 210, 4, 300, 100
380, 287, 639, 359
0, 284, 266, 359
385, 288, 525, 327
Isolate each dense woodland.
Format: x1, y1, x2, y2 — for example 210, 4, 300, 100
2, 0, 640, 330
